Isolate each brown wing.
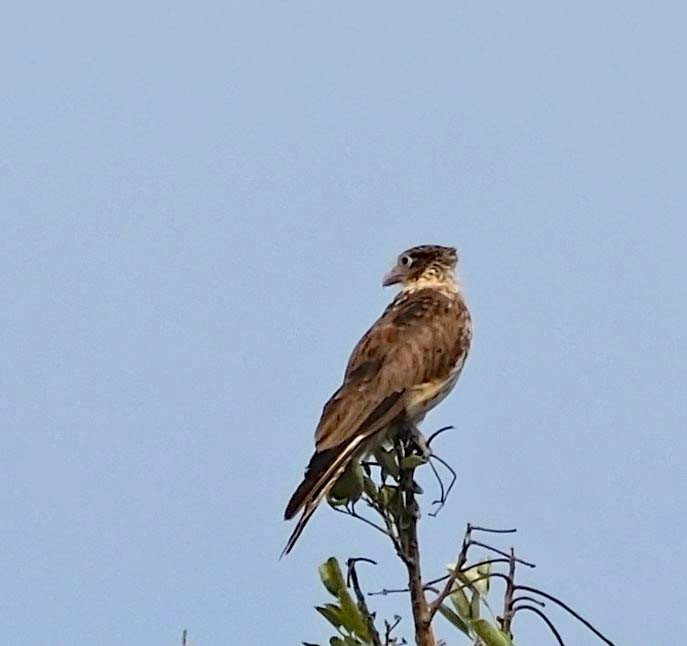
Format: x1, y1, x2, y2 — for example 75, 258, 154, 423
282, 288, 471, 555
314, 288, 470, 451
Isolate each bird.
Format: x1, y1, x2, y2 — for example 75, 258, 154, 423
282, 244, 472, 556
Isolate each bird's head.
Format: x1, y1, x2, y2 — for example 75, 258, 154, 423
383, 245, 459, 290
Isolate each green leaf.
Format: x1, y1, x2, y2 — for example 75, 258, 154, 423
460, 561, 491, 596
329, 462, 364, 504
316, 558, 369, 642
329, 638, 346, 646
470, 619, 512, 646
362, 475, 378, 499
470, 588, 480, 620
378, 485, 399, 508
400, 454, 426, 469
449, 585, 471, 618
374, 447, 399, 479
338, 587, 370, 641
316, 604, 344, 629
437, 604, 470, 636
379, 485, 405, 525
318, 558, 345, 597
500, 633, 514, 646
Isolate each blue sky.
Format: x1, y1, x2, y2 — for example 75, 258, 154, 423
2, 2, 686, 645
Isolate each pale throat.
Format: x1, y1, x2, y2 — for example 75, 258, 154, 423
401, 270, 459, 295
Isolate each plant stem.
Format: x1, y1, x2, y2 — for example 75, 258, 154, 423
347, 559, 383, 646
396, 433, 435, 646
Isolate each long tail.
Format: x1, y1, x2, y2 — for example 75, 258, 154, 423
281, 436, 366, 557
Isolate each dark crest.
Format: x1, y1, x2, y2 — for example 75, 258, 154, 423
400, 245, 457, 267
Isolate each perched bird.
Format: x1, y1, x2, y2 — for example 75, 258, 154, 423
283, 245, 472, 555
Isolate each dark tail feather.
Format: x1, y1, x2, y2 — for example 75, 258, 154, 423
281, 500, 321, 557
281, 437, 366, 556
284, 447, 340, 520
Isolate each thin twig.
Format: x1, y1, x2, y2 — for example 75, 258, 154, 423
181, 629, 187, 646
347, 558, 382, 646
426, 425, 455, 446
512, 595, 546, 607
514, 585, 617, 646
470, 526, 517, 534
513, 605, 566, 646
331, 504, 391, 539
500, 548, 517, 634
470, 541, 536, 567
427, 524, 473, 620
426, 457, 446, 515
384, 615, 403, 646
368, 587, 410, 597
427, 454, 457, 517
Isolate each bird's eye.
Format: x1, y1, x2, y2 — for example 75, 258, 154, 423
400, 254, 413, 267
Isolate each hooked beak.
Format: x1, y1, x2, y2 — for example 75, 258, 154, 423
382, 266, 404, 287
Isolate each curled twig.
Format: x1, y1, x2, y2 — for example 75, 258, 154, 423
513, 605, 566, 646
347, 558, 382, 646
346, 557, 378, 585
512, 595, 545, 608
426, 425, 455, 447
427, 454, 457, 517
514, 585, 617, 646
